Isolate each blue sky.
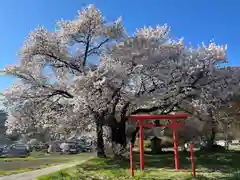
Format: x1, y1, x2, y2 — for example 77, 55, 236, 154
0, 0, 240, 93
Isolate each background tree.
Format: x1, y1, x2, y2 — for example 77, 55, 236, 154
0, 109, 7, 138
0, 109, 7, 126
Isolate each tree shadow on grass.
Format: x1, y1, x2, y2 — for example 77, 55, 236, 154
78, 150, 240, 179
141, 150, 240, 174
193, 150, 240, 173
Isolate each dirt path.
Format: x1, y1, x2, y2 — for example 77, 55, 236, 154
0, 156, 93, 180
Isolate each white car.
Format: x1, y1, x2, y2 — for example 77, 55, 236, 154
60, 142, 78, 154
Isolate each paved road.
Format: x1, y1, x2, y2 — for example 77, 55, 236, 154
0, 156, 93, 180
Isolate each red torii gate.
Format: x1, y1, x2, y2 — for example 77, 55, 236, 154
127, 113, 188, 170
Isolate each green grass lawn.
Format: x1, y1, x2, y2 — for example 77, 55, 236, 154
37, 150, 240, 180
0, 152, 92, 176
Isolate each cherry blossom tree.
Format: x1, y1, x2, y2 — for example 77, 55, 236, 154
2, 4, 240, 157
219, 96, 240, 140
2, 4, 124, 157
176, 67, 240, 150
101, 29, 237, 150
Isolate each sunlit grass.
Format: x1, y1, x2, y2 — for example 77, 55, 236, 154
37, 150, 240, 180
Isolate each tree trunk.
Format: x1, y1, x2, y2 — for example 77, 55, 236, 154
151, 137, 162, 154
206, 115, 217, 151
96, 117, 106, 158
47, 143, 56, 153
109, 101, 130, 157
224, 135, 229, 150
130, 127, 139, 147
111, 118, 127, 156
206, 125, 216, 146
